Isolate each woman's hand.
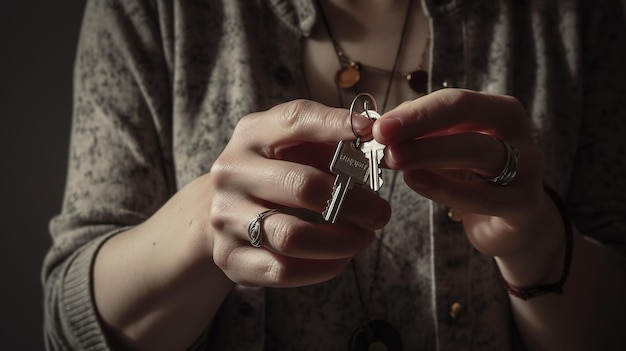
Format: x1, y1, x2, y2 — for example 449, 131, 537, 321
197, 99, 391, 287
372, 89, 563, 281
93, 100, 390, 350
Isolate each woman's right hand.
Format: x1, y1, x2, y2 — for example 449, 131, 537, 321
200, 99, 391, 287
93, 100, 390, 350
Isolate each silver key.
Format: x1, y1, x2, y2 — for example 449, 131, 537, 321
322, 140, 369, 223
360, 138, 386, 192
359, 110, 386, 192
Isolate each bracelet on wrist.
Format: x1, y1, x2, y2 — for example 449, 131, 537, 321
494, 185, 574, 300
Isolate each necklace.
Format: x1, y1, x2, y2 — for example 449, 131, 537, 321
316, 0, 429, 107
348, 174, 401, 351
314, 1, 417, 350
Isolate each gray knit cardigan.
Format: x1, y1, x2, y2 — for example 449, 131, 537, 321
43, 0, 626, 349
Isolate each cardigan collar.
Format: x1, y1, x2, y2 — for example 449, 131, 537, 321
265, 0, 474, 37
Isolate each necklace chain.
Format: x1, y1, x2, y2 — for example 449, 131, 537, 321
314, 0, 413, 329
315, 0, 427, 111
351, 171, 400, 321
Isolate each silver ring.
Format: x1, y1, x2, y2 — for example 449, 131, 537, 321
483, 139, 519, 186
247, 209, 279, 247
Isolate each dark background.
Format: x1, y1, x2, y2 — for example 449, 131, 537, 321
1, 2, 85, 350
1, 1, 625, 350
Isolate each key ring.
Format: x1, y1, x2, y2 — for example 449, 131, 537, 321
349, 93, 378, 147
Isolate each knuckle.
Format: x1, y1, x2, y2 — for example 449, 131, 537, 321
439, 88, 471, 106
281, 168, 314, 203
266, 259, 290, 285
277, 99, 315, 130
234, 112, 258, 133
271, 219, 302, 252
278, 99, 316, 130
271, 220, 292, 252
209, 157, 237, 188
259, 99, 319, 158
231, 112, 264, 145
208, 196, 229, 233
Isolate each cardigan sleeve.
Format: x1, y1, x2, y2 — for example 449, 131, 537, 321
567, 0, 626, 256
41, 0, 175, 349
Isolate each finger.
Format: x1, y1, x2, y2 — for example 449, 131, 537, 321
337, 184, 391, 229
373, 89, 529, 145
211, 154, 390, 229
385, 132, 506, 177
211, 203, 375, 259
236, 100, 373, 157
215, 242, 353, 288
402, 143, 544, 218
257, 211, 376, 259
279, 142, 338, 170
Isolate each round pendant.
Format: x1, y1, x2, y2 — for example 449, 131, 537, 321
349, 319, 402, 351
335, 65, 361, 89
407, 69, 428, 94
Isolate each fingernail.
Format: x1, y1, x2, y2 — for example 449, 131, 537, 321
378, 117, 403, 142
352, 113, 374, 138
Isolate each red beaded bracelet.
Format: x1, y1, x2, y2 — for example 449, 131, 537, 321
494, 186, 574, 300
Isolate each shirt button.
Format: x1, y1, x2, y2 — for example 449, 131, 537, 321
449, 302, 462, 319
442, 80, 456, 88
447, 208, 463, 222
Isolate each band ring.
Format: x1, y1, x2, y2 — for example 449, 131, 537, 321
248, 209, 280, 247
483, 139, 519, 186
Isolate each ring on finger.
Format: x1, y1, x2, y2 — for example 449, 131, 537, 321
482, 139, 519, 186
248, 209, 280, 247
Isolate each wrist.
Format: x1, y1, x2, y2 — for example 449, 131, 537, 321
494, 186, 573, 299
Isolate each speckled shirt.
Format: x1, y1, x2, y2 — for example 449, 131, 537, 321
42, 0, 626, 350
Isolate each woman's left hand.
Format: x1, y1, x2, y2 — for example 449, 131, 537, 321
372, 88, 556, 260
